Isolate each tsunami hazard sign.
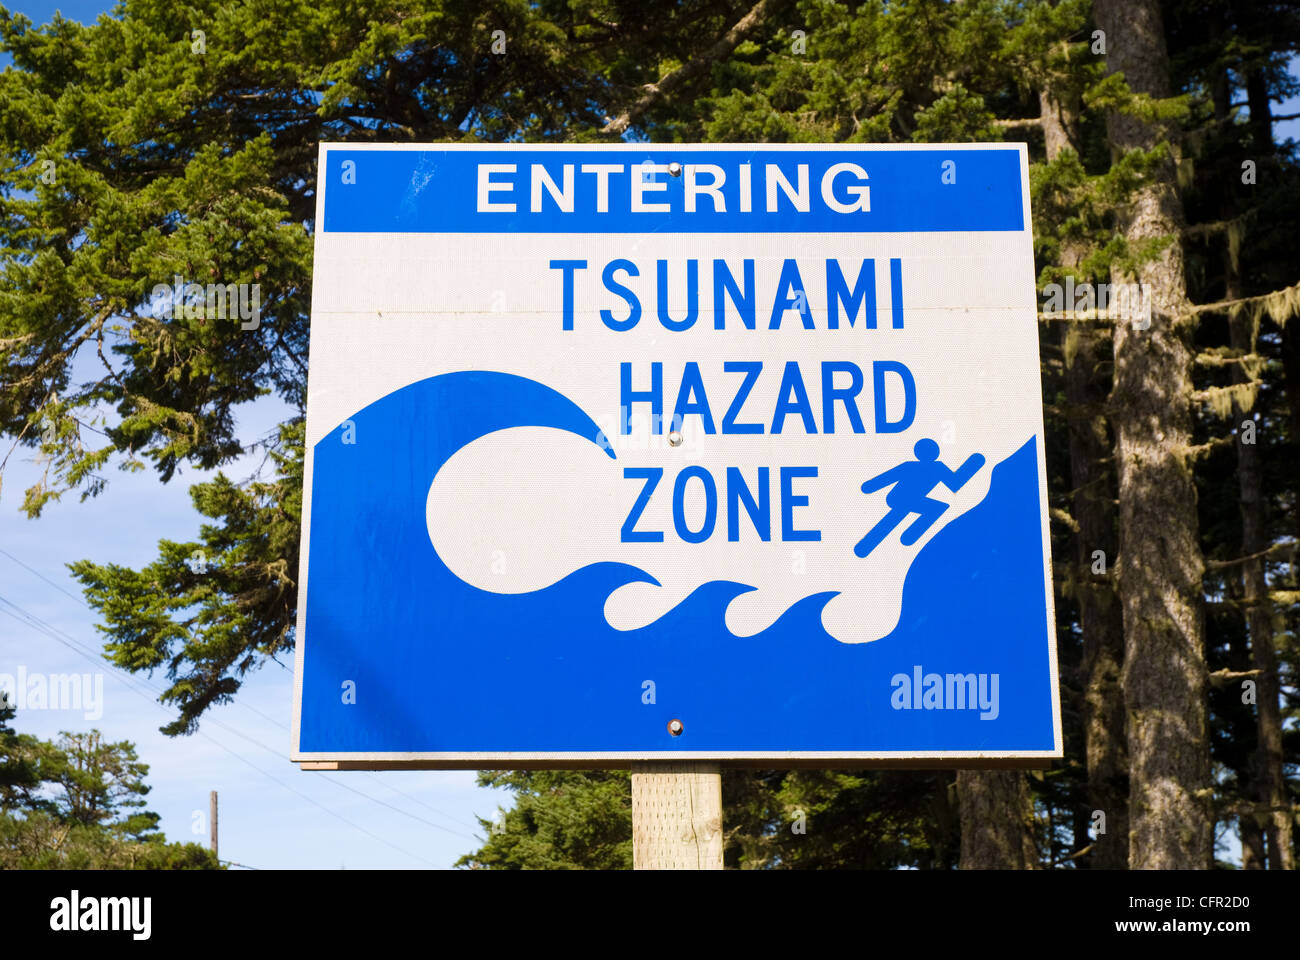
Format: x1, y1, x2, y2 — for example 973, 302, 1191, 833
292, 143, 1062, 767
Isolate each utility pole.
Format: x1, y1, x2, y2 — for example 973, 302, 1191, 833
210, 790, 219, 861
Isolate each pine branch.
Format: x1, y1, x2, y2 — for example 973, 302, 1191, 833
1185, 279, 1300, 320
1184, 435, 1236, 459
1207, 668, 1260, 688
601, 0, 787, 135
1183, 208, 1256, 239
1194, 349, 1264, 368
1206, 541, 1296, 570
1218, 800, 1297, 818
1036, 311, 1119, 324
1049, 507, 1080, 533
1191, 381, 1261, 416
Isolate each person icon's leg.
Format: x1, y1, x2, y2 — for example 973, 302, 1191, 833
899, 496, 948, 546
854, 506, 908, 558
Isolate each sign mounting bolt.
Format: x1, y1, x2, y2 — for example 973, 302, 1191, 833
668, 718, 684, 736
668, 162, 682, 177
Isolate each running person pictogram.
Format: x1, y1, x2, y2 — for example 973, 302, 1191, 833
853, 439, 985, 558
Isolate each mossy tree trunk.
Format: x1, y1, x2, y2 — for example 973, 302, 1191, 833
957, 770, 1039, 869
1094, 0, 1213, 869
1040, 83, 1130, 870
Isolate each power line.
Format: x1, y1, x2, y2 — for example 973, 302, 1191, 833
0, 548, 481, 834
0, 593, 456, 863
365, 777, 481, 832
0, 547, 85, 606
0, 597, 447, 863
194, 721, 441, 867
312, 764, 475, 832
3, 584, 482, 840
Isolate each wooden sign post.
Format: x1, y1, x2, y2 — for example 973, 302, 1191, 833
631, 762, 723, 869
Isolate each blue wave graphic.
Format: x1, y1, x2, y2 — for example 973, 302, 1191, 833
299, 371, 1055, 753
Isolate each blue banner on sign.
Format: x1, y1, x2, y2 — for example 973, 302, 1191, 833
320, 148, 1025, 234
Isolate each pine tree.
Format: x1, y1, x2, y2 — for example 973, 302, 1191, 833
0, 716, 220, 868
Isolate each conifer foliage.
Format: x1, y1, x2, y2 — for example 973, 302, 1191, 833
1, 1, 1296, 868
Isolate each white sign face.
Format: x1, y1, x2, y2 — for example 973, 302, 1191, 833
294, 143, 1061, 765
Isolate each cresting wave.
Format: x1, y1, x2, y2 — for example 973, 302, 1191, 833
322, 369, 841, 644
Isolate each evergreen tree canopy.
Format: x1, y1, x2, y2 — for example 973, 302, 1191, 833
1, 0, 1296, 868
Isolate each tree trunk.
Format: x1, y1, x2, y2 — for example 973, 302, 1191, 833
1227, 606, 1268, 868
1227, 316, 1289, 867
1211, 66, 1264, 870
957, 770, 1039, 869
1231, 70, 1293, 871
1093, 0, 1213, 869
1284, 318, 1300, 583
1039, 85, 1130, 870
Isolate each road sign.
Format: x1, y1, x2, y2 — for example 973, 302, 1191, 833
292, 143, 1062, 767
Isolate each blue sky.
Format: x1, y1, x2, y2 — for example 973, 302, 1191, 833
1, 353, 504, 869
1, 1, 1293, 869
